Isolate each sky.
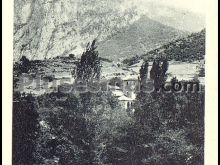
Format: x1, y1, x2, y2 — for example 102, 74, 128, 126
123, 0, 206, 15
150, 0, 206, 14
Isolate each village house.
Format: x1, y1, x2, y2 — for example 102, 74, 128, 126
108, 75, 140, 113
122, 76, 139, 99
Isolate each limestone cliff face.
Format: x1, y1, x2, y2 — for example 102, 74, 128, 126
14, 0, 190, 61
14, 0, 138, 60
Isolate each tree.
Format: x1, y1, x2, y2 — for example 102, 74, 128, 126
198, 67, 205, 77
124, 84, 204, 164
19, 56, 31, 73
12, 92, 39, 165
161, 59, 169, 77
35, 90, 130, 164
150, 60, 157, 80
160, 58, 169, 87
69, 54, 76, 59
150, 59, 169, 91
76, 40, 101, 82
139, 61, 149, 83
13, 56, 31, 89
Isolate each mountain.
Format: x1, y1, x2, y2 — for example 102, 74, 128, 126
14, 0, 191, 62
149, 9, 205, 33
123, 29, 205, 65
139, 3, 205, 33
123, 0, 205, 32
97, 16, 187, 61
13, 0, 139, 61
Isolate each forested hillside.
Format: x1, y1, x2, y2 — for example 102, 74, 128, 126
123, 29, 205, 66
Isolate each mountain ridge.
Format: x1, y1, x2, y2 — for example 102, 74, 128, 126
97, 15, 188, 60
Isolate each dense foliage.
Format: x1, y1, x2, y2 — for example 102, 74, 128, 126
12, 40, 204, 165
12, 92, 39, 165
34, 91, 131, 164
104, 61, 204, 164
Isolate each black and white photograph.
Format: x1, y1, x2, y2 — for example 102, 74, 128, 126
2, 0, 218, 165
